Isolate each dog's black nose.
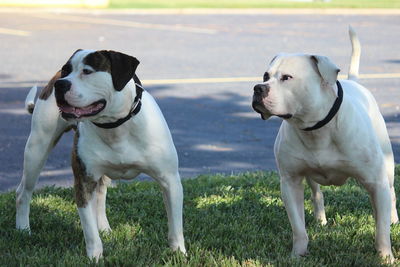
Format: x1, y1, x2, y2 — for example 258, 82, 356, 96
253, 84, 269, 94
54, 79, 71, 94
54, 79, 71, 103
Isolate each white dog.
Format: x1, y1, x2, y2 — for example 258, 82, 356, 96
252, 27, 398, 262
16, 50, 186, 259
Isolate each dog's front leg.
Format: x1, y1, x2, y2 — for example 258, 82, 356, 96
305, 178, 327, 225
156, 172, 186, 254
72, 141, 103, 260
75, 176, 103, 260
77, 189, 103, 260
281, 175, 308, 257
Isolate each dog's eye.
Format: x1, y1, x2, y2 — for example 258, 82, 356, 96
281, 74, 293, 81
82, 69, 93, 75
263, 72, 270, 82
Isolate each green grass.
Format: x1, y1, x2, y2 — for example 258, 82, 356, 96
109, 0, 400, 9
2, 170, 400, 266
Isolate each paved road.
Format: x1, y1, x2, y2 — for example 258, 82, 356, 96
0, 8, 399, 191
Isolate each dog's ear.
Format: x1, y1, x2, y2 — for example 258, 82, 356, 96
269, 55, 278, 65
99, 50, 140, 91
72, 49, 82, 56
67, 49, 83, 61
310, 55, 340, 87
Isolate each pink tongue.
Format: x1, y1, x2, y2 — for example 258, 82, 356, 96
60, 102, 103, 117
60, 105, 75, 113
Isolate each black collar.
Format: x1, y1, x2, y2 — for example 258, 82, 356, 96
92, 75, 144, 129
302, 81, 343, 132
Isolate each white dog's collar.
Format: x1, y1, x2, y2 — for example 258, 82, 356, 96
302, 81, 343, 131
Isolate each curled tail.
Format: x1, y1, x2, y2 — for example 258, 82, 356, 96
25, 85, 37, 114
348, 25, 361, 81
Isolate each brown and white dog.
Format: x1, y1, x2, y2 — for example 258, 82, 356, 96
252, 27, 398, 262
16, 50, 186, 259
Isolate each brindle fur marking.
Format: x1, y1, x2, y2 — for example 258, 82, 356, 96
72, 130, 97, 208
52, 125, 76, 148
39, 71, 62, 100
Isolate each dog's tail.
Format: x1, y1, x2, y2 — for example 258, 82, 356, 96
348, 25, 361, 81
25, 85, 37, 114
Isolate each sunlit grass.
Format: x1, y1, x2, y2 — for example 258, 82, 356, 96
1, 170, 400, 265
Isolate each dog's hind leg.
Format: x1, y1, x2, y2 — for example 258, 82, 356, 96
389, 186, 398, 225
153, 171, 186, 254
359, 165, 394, 263
305, 177, 327, 225
16, 97, 71, 231
384, 158, 398, 225
96, 175, 112, 232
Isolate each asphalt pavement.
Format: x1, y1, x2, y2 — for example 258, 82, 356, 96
0, 8, 399, 191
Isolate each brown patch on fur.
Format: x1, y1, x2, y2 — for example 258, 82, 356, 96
52, 124, 77, 148
39, 70, 62, 100
27, 104, 35, 114
72, 130, 97, 208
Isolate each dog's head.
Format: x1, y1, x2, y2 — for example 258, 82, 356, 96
252, 53, 339, 121
54, 49, 139, 121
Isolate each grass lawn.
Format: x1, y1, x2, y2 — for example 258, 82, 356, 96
1, 170, 400, 266
109, 0, 400, 9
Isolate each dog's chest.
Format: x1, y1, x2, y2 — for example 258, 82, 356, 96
79, 131, 147, 180
302, 166, 350, 186
294, 150, 353, 186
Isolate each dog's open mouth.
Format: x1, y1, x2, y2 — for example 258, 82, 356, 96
58, 99, 106, 119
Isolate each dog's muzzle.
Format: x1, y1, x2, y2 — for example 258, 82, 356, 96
252, 83, 271, 120
251, 83, 292, 120
54, 79, 106, 119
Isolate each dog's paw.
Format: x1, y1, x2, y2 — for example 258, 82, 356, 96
291, 237, 309, 257
380, 252, 395, 265
170, 243, 187, 256
87, 248, 103, 262
16, 225, 31, 235
291, 248, 309, 258
16, 216, 31, 232
98, 224, 112, 233
391, 213, 399, 225
316, 216, 327, 226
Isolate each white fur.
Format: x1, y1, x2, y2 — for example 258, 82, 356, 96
16, 50, 186, 259
16, 92, 73, 231
254, 28, 398, 262
348, 25, 361, 81
75, 83, 186, 259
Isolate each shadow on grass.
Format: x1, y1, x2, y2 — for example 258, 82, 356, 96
1, 172, 398, 266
